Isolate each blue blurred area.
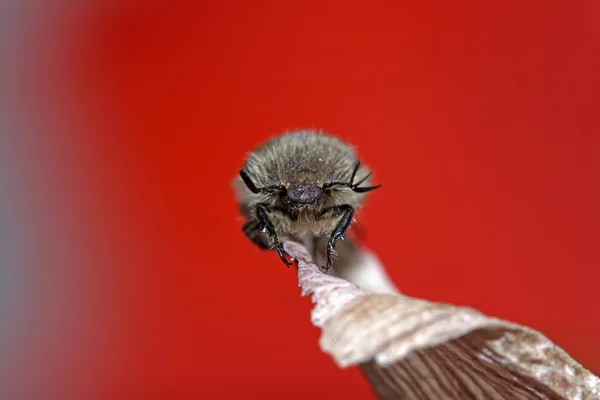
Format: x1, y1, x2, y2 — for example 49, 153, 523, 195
0, 118, 30, 400
0, 1, 34, 397
1, 3, 122, 398
0, 3, 84, 399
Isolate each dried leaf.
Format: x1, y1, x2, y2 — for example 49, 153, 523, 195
284, 241, 600, 400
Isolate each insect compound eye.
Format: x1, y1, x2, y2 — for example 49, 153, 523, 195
287, 184, 324, 204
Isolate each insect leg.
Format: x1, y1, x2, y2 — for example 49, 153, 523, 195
242, 205, 290, 250
318, 205, 354, 271
255, 203, 293, 267
242, 219, 270, 249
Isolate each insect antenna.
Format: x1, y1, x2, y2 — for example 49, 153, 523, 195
322, 161, 381, 193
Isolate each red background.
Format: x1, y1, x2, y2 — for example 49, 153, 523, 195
20, 1, 600, 398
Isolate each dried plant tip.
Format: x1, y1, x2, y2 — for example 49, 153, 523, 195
283, 241, 600, 400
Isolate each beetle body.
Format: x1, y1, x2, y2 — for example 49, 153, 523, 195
234, 130, 380, 271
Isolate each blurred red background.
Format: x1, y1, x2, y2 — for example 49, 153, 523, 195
9, 1, 599, 398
